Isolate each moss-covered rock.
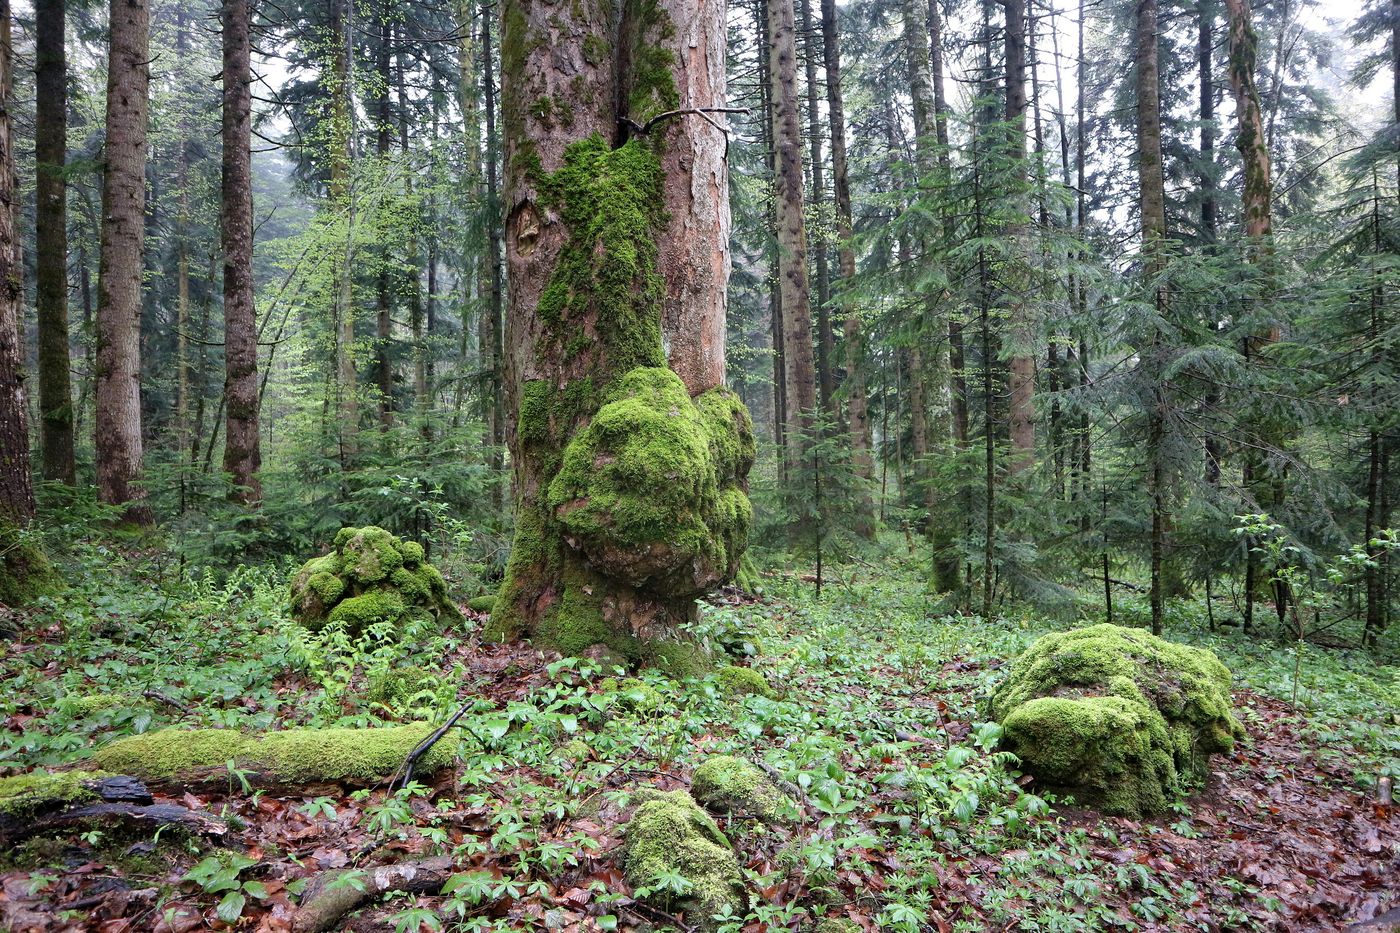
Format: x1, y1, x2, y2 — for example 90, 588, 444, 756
716, 665, 773, 699
548, 367, 753, 597
691, 756, 792, 822
0, 521, 62, 607
600, 677, 665, 712
466, 595, 497, 614
91, 723, 452, 788
622, 789, 745, 928
990, 624, 1242, 818
288, 526, 463, 633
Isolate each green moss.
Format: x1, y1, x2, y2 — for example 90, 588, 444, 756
91, 724, 451, 787
1001, 696, 1175, 818
365, 668, 437, 707
716, 665, 773, 699
289, 526, 462, 634
621, 0, 679, 124
691, 756, 792, 822
990, 624, 1242, 818
0, 771, 100, 818
601, 677, 665, 712
813, 920, 861, 933
467, 595, 497, 613
0, 521, 62, 607
55, 694, 133, 717
623, 789, 745, 928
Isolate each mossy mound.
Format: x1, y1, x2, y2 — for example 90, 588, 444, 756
0, 771, 101, 819
989, 624, 1242, 818
622, 789, 745, 928
288, 526, 462, 633
0, 522, 62, 607
547, 367, 754, 598
691, 756, 792, 822
466, 595, 497, 614
715, 665, 773, 699
364, 668, 438, 708
91, 723, 452, 787
600, 677, 665, 712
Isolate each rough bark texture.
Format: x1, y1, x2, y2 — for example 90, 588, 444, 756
481, 2, 506, 509
1223, 0, 1271, 246
35, 0, 75, 485
0, 0, 34, 525
221, 0, 262, 504
489, 0, 750, 669
767, 0, 818, 463
330, 0, 358, 465
95, 0, 152, 523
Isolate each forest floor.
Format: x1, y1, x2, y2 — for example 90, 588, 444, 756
0, 543, 1397, 933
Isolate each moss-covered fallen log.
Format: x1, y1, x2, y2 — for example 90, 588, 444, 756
90, 723, 455, 791
0, 771, 226, 844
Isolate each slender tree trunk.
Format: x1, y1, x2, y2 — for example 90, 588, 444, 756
393, 32, 428, 440
492, 0, 749, 660
0, 0, 34, 524
330, 0, 358, 466
374, 13, 394, 430
758, 0, 785, 459
175, 3, 192, 513
1005, 0, 1035, 470
1137, 0, 1168, 635
767, 0, 818, 471
35, 0, 75, 485
222, 0, 262, 504
481, 1, 505, 510
799, 0, 833, 414
95, 0, 152, 523
1199, 1, 1217, 242
1224, 0, 1272, 249
929, 0, 967, 451
820, 0, 874, 529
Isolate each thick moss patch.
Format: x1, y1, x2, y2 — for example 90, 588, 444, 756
622, 789, 745, 928
715, 665, 773, 699
288, 526, 462, 633
0, 771, 101, 819
0, 522, 62, 607
691, 756, 792, 822
91, 724, 451, 787
990, 624, 1242, 818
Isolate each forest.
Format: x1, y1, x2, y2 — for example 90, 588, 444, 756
0, 0, 1397, 926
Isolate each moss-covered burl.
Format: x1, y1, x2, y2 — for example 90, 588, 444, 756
288, 526, 462, 632
622, 788, 746, 928
990, 623, 1243, 818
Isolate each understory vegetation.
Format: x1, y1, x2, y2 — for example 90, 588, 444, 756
0, 527, 1394, 932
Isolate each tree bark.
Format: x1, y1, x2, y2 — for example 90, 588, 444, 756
374, 12, 394, 431
95, 0, 152, 523
222, 0, 262, 504
0, 0, 34, 525
767, 0, 818, 469
1137, 0, 1168, 635
35, 0, 75, 485
1223, 0, 1272, 248
1005, 0, 1035, 471
799, 0, 834, 415
821, 0, 873, 511
330, 0, 358, 466
929, 0, 967, 451
490, 0, 750, 665
481, 2, 505, 511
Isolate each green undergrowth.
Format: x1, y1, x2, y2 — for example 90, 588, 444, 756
1, 540, 1394, 931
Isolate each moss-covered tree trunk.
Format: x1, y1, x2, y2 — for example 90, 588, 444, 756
489, 0, 752, 670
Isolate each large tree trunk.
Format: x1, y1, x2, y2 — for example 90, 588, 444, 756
767, 0, 818, 474
95, 0, 152, 524
0, 0, 34, 525
489, 0, 751, 668
221, 0, 262, 504
1137, 0, 1168, 635
35, 0, 75, 485
1223, 0, 1271, 249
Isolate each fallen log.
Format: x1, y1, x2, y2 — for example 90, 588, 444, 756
90, 723, 455, 792
0, 772, 226, 845
291, 856, 455, 933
